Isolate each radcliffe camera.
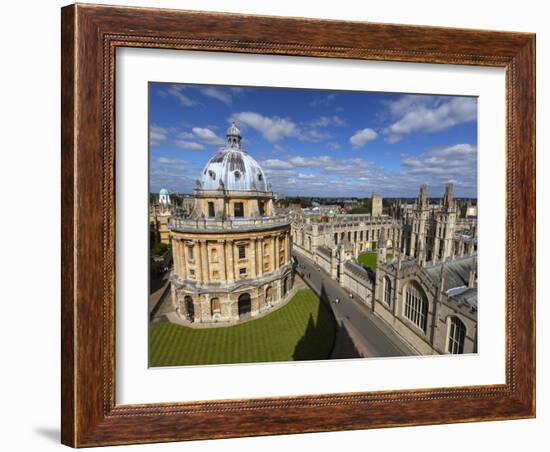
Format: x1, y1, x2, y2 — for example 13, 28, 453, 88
148, 83, 478, 367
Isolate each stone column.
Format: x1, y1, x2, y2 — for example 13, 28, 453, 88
199, 240, 208, 282
232, 240, 238, 280
219, 239, 227, 281
250, 238, 257, 278
288, 232, 292, 261
252, 290, 260, 316
182, 242, 189, 279
256, 238, 263, 277
226, 240, 234, 282
178, 239, 186, 278
274, 235, 280, 270
392, 273, 400, 318
270, 236, 276, 272
172, 239, 180, 275
195, 293, 203, 323
432, 238, 440, 262
192, 241, 202, 282
284, 232, 289, 264
410, 232, 417, 257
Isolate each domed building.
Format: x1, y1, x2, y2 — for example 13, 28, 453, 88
169, 122, 294, 324
149, 188, 172, 245
158, 188, 171, 206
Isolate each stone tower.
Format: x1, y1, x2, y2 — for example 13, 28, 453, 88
410, 184, 430, 263
433, 183, 457, 261
371, 192, 383, 217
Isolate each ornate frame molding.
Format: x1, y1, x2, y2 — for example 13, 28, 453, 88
61, 4, 535, 447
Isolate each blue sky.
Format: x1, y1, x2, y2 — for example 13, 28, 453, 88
149, 83, 477, 198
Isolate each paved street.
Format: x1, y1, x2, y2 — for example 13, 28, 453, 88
293, 253, 417, 358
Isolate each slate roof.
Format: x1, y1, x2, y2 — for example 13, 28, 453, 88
344, 260, 374, 283
317, 245, 332, 257
424, 256, 478, 309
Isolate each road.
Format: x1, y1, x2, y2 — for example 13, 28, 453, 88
293, 253, 417, 358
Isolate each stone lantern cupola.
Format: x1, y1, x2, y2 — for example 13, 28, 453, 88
226, 121, 242, 148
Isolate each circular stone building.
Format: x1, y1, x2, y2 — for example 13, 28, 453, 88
169, 122, 294, 324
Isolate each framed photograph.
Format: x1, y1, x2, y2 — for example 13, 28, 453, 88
61, 3, 535, 447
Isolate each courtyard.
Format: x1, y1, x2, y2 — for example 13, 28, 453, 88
357, 251, 393, 271
149, 289, 336, 367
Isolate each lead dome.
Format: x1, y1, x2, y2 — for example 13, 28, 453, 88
199, 122, 269, 192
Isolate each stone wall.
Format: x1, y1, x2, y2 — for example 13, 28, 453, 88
340, 261, 374, 308
373, 258, 477, 355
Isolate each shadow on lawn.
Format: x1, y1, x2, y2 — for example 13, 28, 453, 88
293, 281, 359, 360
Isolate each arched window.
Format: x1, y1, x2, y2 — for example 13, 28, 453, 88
283, 276, 289, 296
265, 286, 273, 303
384, 276, 392, 306
447, 316, 466, 354
210, 297, 221, 316
183, 296, 195, 322
238, 293, 251, 317
403, 281, 428, 332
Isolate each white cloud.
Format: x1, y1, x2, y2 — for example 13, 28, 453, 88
164, 142, 474, 196
383, 95, 426, 116
157, 157, 186, 165
401, 144, 477, 187
383, 96, 477, 143
175, 127, 225, 147
262, 144, 477, 197
192, 127, 225, 145
174, 140, 205, 151
272, 155, 372, 175
261, 159, 295, 170
300, 129, 331, 142
349, 128, 378, 148
308, 115, 346, 128
230, 112, 341, 144
232, 112, 299, 142
200, 87, 232, 106
150, 125, 168, 147
309, 93, 337, 108
177, 131, 194, 139
327, 142, 341, 150
163, 85, 195, 106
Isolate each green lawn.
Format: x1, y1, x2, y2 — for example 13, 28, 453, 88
357, 251, 393, 270
149, 289, 336, 367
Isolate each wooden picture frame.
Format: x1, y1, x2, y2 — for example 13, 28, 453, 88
61, 3, 535, 447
